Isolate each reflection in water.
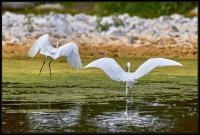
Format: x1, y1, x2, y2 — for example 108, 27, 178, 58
27, 107, 81, 132
87, 99, 174, 133
2, 99, 198, 133
2, 102, 82, 133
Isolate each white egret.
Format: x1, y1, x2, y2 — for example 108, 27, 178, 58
84, 57, 183, 100
28, 34, 83, 79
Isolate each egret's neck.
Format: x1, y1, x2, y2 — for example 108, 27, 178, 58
56, 42, 60, 48
128, 66, 130, 72
127, 63, 131, 73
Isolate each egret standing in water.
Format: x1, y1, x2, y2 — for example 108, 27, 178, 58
84, 57, 183, 100
28, 34, 83, 79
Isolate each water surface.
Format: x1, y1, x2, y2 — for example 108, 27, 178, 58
2, 99, 198, 133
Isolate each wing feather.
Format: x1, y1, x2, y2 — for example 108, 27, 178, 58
84, 58, 130, 82
131, 58, 183, 80
84, 57, 182, 82
58, 42, 83, 69
28, 34, 56, 57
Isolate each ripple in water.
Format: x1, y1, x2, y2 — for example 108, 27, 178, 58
27, 107, 81, 132
87, 100, 174, 133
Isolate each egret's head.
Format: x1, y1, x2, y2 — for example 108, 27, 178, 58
127, 62, 131, 68
56, 42, 60, 48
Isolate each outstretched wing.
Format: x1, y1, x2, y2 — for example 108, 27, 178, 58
84, 57, 131, 82
28, 34, 56, 57
131, 58, 183, 80
58, 42, 83, 69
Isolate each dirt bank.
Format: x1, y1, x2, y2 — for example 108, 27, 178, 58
2, 43, 197, 58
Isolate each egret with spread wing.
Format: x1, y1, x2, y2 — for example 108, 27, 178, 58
84, 57, 182, 100
28, 34, 83, 79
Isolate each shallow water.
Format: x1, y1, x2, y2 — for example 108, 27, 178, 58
2, 99, 198, 133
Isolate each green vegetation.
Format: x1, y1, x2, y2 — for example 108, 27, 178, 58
93, 2, 197, 18
2, 56, 198, 104
2, 2, 197, 18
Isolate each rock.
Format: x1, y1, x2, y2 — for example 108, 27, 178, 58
170, 14, 184, 21
192, 17, 197, 23
100, 17, 114, 26
74, 13, 89, 22
118, 13, 130, 21
106, 27, 126, 36
159, 16, 172, 21
2, 12, 197, 49
171, 25, 179, 32
33, 18, 47, 27
48, 14, 69, 27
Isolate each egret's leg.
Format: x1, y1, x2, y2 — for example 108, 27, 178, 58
39, 57, 47, 76
126, 99, 128, 111
49, 59, 53, 80
124, 99, 128, 115
125, 82, 128, 97
128, 86, 134, 103
128, 89, 132, 100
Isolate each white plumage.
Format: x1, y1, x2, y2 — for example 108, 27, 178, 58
28, 34, 83, 79
28, 34, 83, 70
84, 57, 183, 98
85, 57, 182, 82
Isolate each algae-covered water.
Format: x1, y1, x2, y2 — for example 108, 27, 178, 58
2, 56, 198, 133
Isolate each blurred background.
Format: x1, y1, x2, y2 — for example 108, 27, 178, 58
2, 2, 198, 57
2, 2, 198, 17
